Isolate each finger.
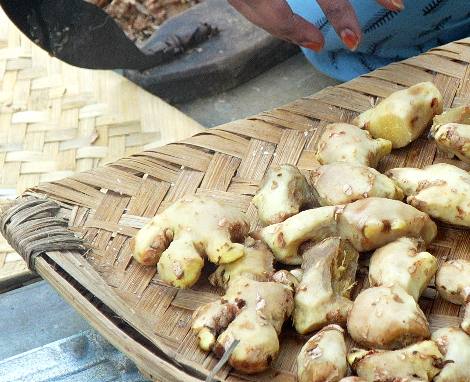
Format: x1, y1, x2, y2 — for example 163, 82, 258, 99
227, 0, 325, 51
316, 0, 405, 51
374, 0, 405, 11
316, 0, 362, 50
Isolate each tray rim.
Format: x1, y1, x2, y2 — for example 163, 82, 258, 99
4, 37, 470, 381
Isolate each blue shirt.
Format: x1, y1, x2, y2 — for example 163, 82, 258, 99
286, 0, 470, 80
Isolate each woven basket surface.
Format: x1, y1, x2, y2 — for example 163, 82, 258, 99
4, 36, 470, 381
0, 8, 206, 286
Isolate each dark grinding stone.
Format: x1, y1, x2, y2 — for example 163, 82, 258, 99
123, 0, 300, 103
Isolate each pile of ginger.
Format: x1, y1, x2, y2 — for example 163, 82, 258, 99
130, 82, 470, 381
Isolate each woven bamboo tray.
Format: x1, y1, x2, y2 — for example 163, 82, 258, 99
3, 37, 470, 381
0, 7, 206, 289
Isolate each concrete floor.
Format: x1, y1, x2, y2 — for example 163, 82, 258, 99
0, 52, 340, 381
0, 282, 148, 381
177, 52, 341, 128
0, 281, 92, 361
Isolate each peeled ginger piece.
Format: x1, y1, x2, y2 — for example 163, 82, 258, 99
353, 81, 443, 148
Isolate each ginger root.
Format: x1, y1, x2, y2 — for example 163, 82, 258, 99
256, 197, 437, 264
192, 273, 295, 374
312, 162, 404, 206
433, 123, 470, 164
130, 194, 249, 288
368, 237, 437, 301
209, 237, 274, 289
431, 105, 470, 161
435, 259, 470, 335
293, 237, 359, 334
353, 81, 443, 148
255, 205, 337, 265
316, 123, 392, 167
347, 284, 430, 349
432, 326, 470, 382
432, 105, 470, 127
297, 324, 348, 382
386, 162, 470, 227
348, 341, 443, 382
252, 164, 314, 226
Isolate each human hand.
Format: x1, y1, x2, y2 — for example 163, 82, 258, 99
227, 0, 404, 52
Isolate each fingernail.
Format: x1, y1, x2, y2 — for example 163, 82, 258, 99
300, 42, 323, 52
391, 0, 405, 9
340, 29, 359, 51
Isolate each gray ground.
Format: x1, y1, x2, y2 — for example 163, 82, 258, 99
177, 52, 341, 127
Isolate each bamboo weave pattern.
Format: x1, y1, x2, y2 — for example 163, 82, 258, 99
0, 7, 205, 287
4, 35, 470, 382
